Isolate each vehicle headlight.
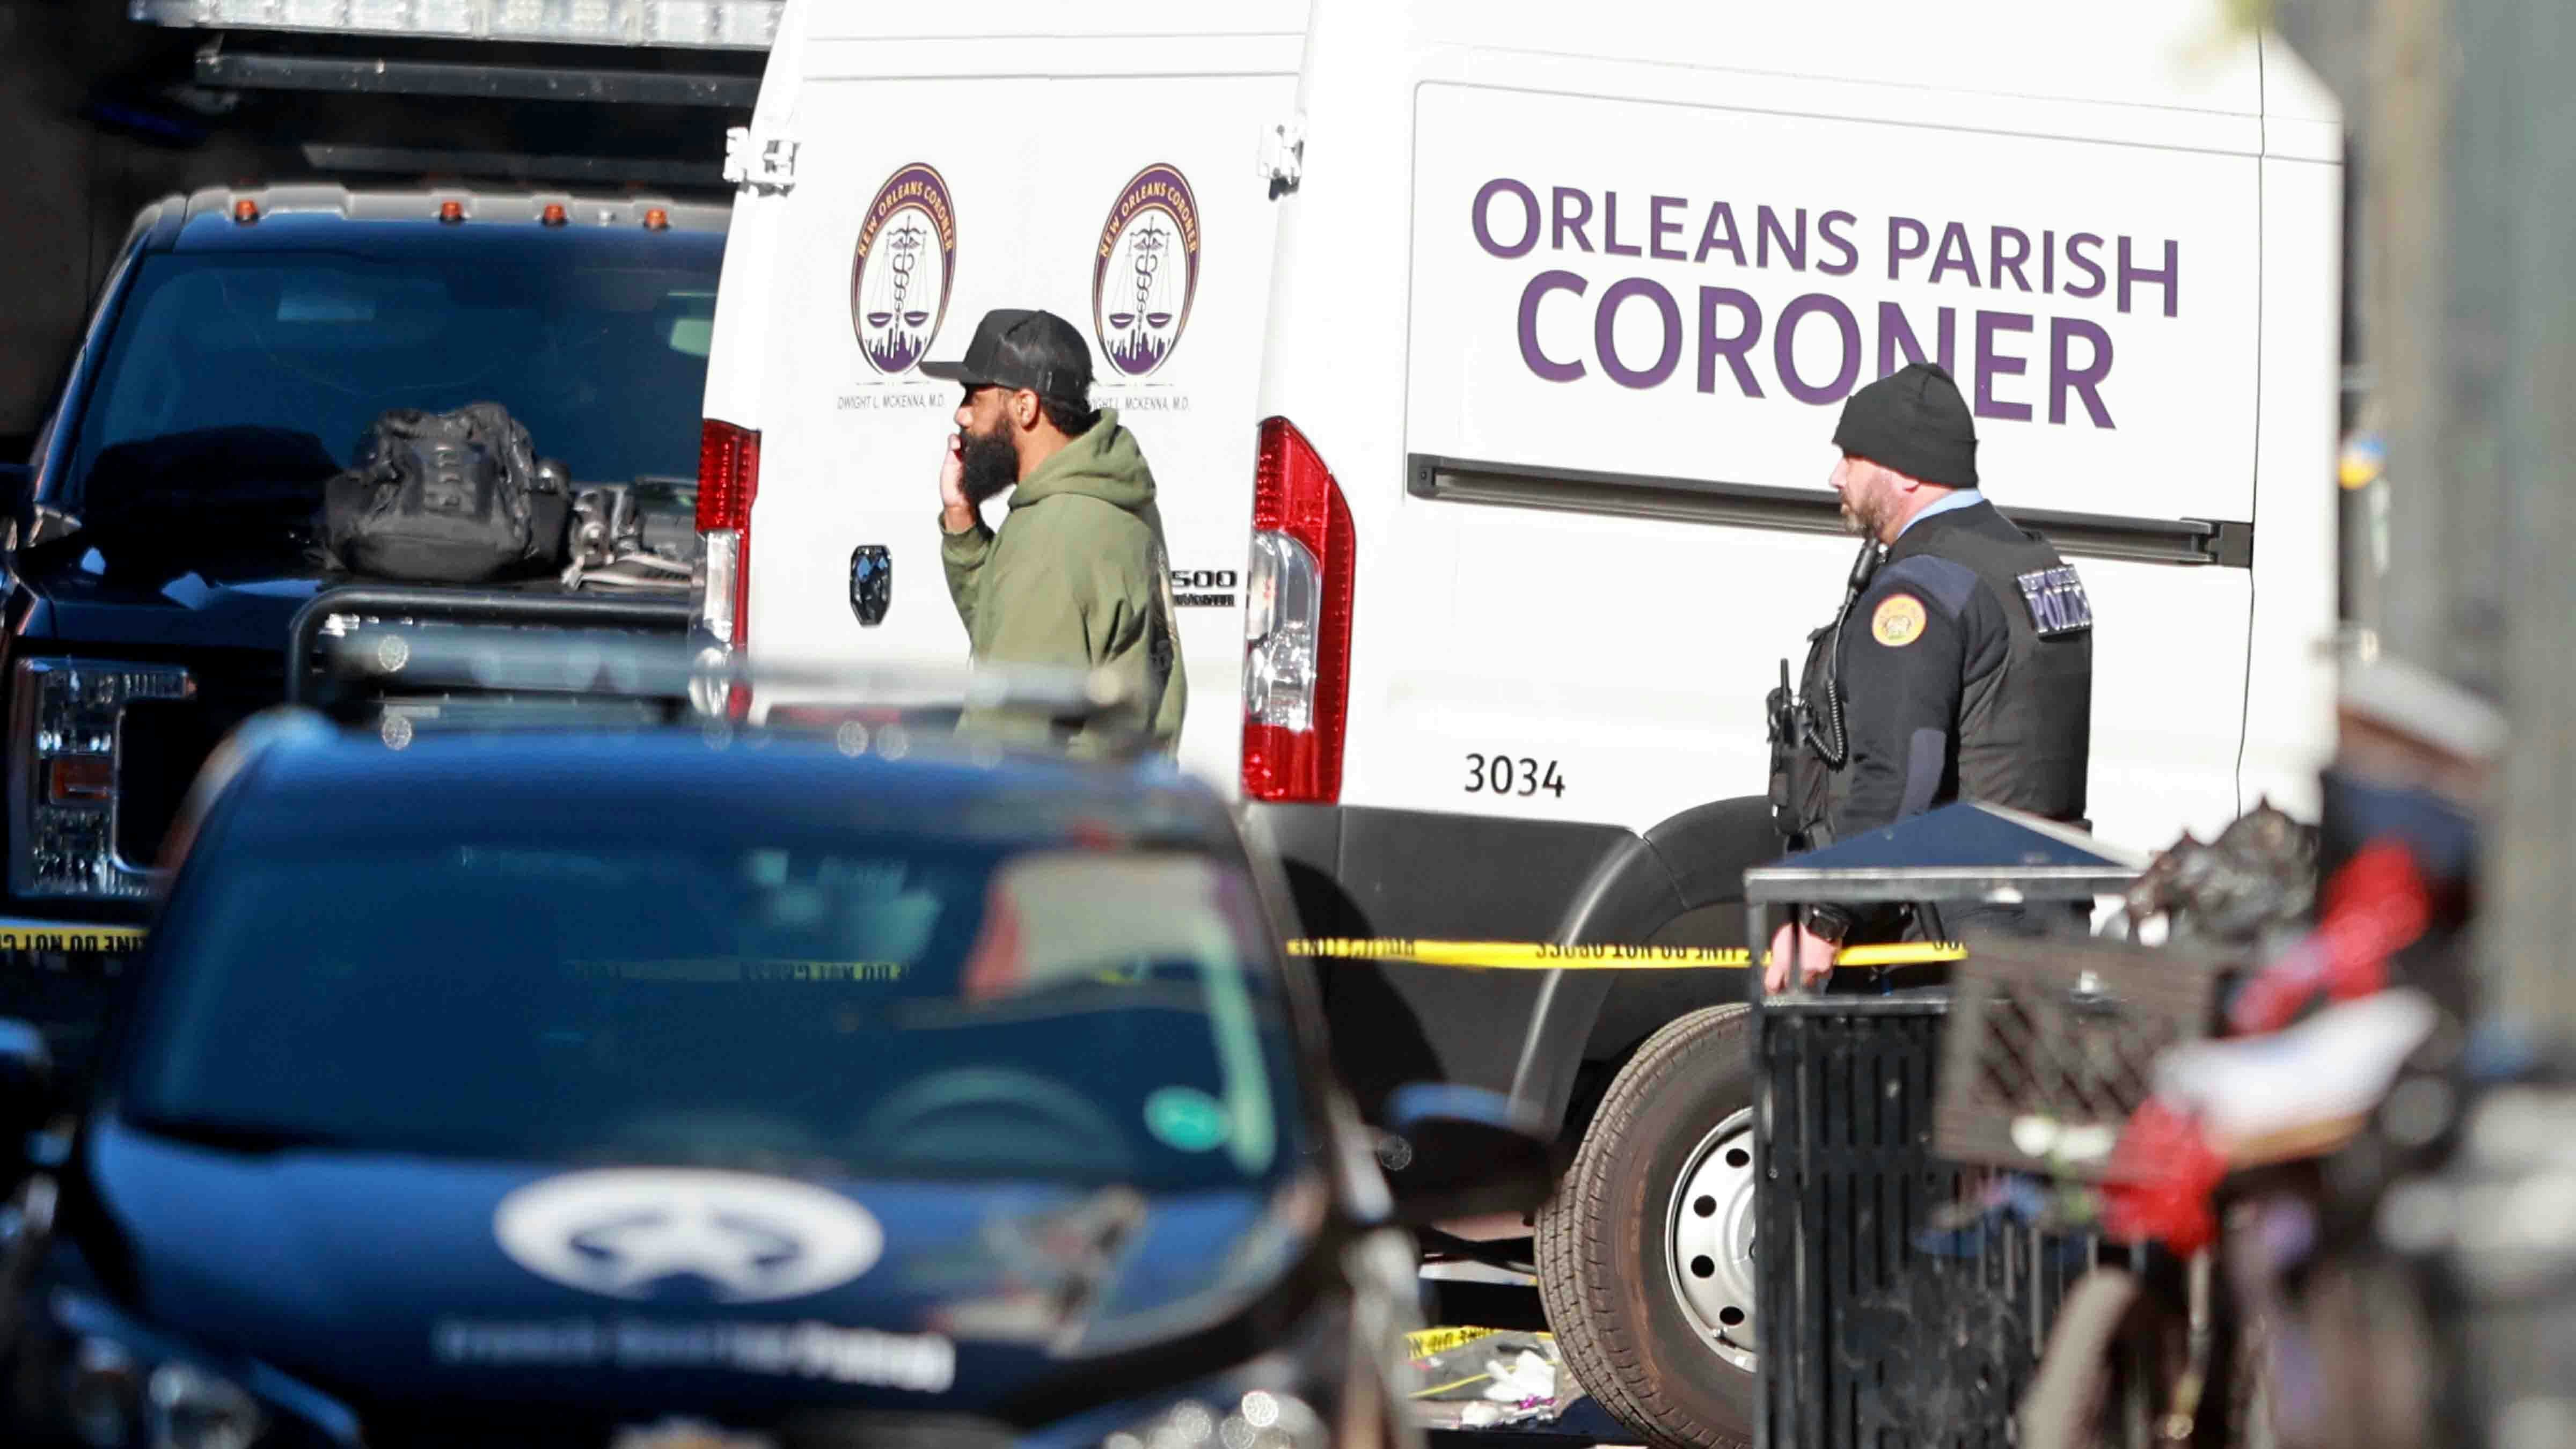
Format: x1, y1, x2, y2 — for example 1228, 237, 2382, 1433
9, 657, 195, 898
148, 1362, 266, 1449
63, 1335, 141, 1447
1101, 1384, 1330, 1449
1034, 1287, 1417, 1449
44, 1294, 349, 1449
60, 1337, 262, 1449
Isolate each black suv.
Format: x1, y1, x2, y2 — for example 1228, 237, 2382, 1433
0, 184, 724, 1044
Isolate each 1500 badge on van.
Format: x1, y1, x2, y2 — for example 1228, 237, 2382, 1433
1170, 568, 1237, 608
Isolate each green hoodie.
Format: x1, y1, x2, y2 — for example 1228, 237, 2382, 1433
940, 409, 1188, 755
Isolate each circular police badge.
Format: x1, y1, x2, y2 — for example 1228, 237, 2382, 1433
850, 163, 957, 376
1871, 593, 1928, 647
1092, 164, 1202, 378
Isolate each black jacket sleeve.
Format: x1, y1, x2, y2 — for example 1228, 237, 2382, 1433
1807, 560, 1981, 942
1828, 569, 1968, 841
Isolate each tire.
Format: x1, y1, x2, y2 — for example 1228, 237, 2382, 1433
1534, 1004, 1757, 1449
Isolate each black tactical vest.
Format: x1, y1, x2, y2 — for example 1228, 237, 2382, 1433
1769, 617, 1845, 850
1768, 502, 2092, 850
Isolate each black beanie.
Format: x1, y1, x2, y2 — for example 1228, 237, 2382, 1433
1832, 362, 1979, 488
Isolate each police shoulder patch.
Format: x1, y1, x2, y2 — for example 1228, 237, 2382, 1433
1871, 592, 1928, 648
2015, 565, 2094, 638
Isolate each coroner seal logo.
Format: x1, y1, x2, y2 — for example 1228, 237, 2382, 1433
850, 163, 957, 376
1092, 163, 1202, 378
494, 1168, 883, 1304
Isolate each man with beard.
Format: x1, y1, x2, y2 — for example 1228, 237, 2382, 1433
1763, 361, 2094, 991
925, 308, 1186, 754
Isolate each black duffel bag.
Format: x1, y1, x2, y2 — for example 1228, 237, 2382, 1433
319, 404, 568, 583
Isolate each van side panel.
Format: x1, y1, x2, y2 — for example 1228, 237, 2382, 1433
1409, 85, 2262, 523
1414, 0, 2266, 120
1392, 81, 2271, 845
1253, 2, 2340, 1131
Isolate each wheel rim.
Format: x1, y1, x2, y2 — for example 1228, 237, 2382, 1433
1665, 1106, 1759, 1373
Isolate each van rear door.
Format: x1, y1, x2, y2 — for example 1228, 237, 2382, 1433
716, 2, 1307, 779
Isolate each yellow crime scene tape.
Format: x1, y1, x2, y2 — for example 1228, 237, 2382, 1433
0, 925, 148, 955
1406, 1325, 1519, 1359
0, 927, 1966, 971
1287, 938, 1967, 970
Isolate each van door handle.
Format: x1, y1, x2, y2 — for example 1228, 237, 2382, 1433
850, 545, 890, 627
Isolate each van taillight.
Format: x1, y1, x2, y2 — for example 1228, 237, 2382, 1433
1242, 417, 1355, 803
696, 419, 761, 719
696, 419, 762, 650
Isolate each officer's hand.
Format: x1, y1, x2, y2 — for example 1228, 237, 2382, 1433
939, 433, 976, 535
1764, 921, 1840, 994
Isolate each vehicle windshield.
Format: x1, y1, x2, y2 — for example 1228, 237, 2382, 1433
124, 830, 1301, 1191
60, 233, 721, 542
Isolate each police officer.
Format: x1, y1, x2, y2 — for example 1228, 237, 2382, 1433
1765, 362, 2094, 992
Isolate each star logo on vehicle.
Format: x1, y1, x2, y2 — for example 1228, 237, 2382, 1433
494, 1169, 883, 1303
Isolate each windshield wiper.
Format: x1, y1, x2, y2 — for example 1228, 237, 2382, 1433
126, 1114, 362, 1155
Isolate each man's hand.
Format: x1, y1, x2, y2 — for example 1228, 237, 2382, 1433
1765, 920, 1841, 994
939, 432, 978, 536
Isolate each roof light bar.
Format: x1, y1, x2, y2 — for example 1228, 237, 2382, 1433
130, 0, 783, 50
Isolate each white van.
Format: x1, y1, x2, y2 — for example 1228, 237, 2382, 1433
701, 5, 2341, 1445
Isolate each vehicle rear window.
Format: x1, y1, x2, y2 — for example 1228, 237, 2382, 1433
124, 832, 1301, 1191
63, 236, 722, 522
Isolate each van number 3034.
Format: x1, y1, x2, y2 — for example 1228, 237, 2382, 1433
1465, 753, 1567, 798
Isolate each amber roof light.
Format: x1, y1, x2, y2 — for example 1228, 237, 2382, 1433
438, 200, 465, 224
643, 207, 670, 232
541, 203, 568, 227
231, 197, 259, 224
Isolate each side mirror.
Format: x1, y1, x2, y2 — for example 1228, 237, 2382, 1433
1378, 1082, 1555, 1226
0, 1020, 54, 1149
850, 545, 890, 627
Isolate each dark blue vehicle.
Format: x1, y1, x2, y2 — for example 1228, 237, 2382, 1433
0, 711, 1547, 1447
0, 185, 724, 994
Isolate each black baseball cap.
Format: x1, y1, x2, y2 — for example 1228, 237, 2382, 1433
921, 308, 1094, 398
